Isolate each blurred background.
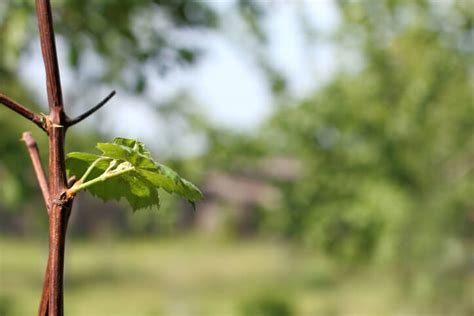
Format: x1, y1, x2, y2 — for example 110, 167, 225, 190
1, 0, 473, 315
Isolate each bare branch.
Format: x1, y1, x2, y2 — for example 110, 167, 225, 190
0, 93, 46, 132
22, 132, 50, 212
66, 91, 116, 127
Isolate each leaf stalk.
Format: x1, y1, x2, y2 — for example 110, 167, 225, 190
79, 157, 108, 183
69, 163, 135, 194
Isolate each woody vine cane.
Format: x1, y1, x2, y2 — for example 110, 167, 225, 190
1, 1, 204, 315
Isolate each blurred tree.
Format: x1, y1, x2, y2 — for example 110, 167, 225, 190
200, 0, 473, 312
262, 0, 473, 312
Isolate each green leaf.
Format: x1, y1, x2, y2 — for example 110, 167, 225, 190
136, 163, 204, 202
67, 152, 110, 176
66, 137, 203, 211
96, 142, 132, 161
67, 152, 102, 162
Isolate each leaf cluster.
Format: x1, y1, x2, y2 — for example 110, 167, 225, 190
67, 137, 203, 211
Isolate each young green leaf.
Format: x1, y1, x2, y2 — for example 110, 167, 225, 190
66, 137, 203, 211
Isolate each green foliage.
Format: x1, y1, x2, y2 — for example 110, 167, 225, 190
0, 294, 13, 316
197, 1, 473, 311
67, 137, 203, 211
239, 294, 293, 316
262, 0, 474, 264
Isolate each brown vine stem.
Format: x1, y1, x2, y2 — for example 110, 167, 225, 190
20, 132, 51, 316
36, 0, 65, 121
0, 93, 46, 132
66, 90, 116, 127
21, 132, 52, 316
21, 132, 50, 212
36, 0, 69, 315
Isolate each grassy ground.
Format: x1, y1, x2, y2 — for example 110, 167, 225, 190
0, 235, 434, 316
